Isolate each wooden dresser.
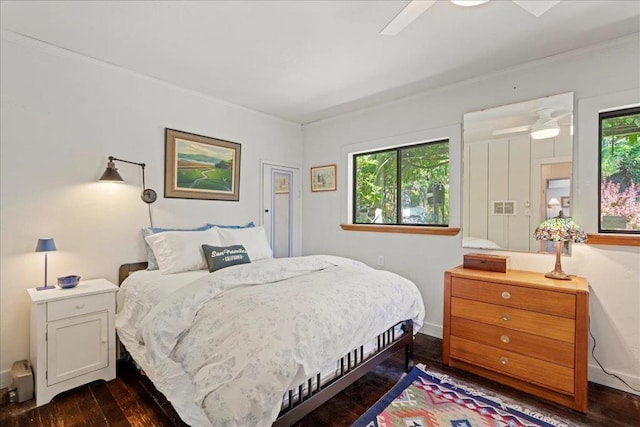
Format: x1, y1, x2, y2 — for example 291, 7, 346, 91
443, 266, 589, 412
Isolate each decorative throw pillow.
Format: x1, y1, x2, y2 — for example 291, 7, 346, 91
142, 225, 211, 270
216, 225, 273, 261
201, 244, 251, 272
144, 228, 223, 274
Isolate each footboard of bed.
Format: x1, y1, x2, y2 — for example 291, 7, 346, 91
273, 319, 414, 427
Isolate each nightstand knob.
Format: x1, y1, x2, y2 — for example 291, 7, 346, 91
501, 291, 511, 300
501, 313, 510, 321
499, 357, 509, 366
500, 335, 510, 344
75, 303, 85, 309
101, 338, 107, 344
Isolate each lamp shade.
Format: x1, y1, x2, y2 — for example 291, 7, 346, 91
534, 212, 587, 243
35, 238, 56, 252
99, 160, 124, 182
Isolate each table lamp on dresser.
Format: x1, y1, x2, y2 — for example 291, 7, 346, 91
534, 211, 587, 280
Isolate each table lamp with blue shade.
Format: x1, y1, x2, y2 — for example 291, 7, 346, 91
534, 212, 587, 280
35, 238, 56, 290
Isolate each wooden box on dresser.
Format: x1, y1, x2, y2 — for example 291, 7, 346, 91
27, 278, 118, 406
443, 266, 589, 413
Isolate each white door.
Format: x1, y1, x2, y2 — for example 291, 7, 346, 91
262, 163, 301, 257
47, 312, 109, 385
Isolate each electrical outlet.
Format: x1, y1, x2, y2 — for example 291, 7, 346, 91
377, 255, 384, 266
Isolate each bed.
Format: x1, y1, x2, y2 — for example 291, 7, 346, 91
115, 226, 425, 426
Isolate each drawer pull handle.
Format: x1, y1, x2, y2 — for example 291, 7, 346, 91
101, 338, 107, 344
501, 291, 511, 300
500, 335, 510, 344
501, 313, 510, 321
500, 357, 509, 366
75, 303, 85, 309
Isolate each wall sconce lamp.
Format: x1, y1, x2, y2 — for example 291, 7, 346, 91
99, 156, 157, 204
533, 212, 587, 280
35, 238, 56, 291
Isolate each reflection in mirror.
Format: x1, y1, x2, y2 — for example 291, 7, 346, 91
273, 171, 292, 258
462, 92, 574, 253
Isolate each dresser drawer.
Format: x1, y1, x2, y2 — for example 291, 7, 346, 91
450, 336, 574, 395
451, 317, 574, 368
47, 293, 113, 322
451, 297, 575, 343
451, 277, 576, 318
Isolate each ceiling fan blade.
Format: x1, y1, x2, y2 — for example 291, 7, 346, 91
512, 0, 560, 17
380, 1, 436, 35
492, 125, 531, 136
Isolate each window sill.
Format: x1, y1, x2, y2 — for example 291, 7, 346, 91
340, 224, 460, 236
586, 234, 640, 247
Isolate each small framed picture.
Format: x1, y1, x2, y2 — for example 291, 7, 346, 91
561, 196, 570, 208
310, 164, 337, 192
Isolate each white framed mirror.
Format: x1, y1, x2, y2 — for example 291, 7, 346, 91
462, 92, 574, 253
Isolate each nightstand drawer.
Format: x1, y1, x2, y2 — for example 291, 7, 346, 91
451, 297, 575, 342
451, 317, 574, 367
450, 336, 574, 394
47, 293, 113, 322
451, 277, 576, 318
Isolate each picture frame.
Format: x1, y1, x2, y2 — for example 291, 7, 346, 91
561, 196, 570, 209
165, 128, 241, 201
310, 164, 337, 192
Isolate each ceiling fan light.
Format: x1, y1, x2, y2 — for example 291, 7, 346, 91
531, 124, 560, 140
451, 0, 490, 7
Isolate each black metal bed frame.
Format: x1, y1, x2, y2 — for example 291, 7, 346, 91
274, 319, 414, 426
118, 263, 415, 427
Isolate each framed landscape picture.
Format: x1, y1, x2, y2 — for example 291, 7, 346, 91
165, 128, 241, 201
311, 164, 337, 192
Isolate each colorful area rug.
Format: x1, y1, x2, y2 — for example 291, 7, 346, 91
352, 364, 569, 427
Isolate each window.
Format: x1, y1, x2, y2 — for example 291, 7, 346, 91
353, 140, 449, 226
598, 106, 640, 234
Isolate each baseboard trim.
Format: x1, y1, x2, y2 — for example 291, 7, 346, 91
588, 365, 640, 396
418, 322, 442, 339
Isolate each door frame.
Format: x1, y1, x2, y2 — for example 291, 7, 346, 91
260, 160, 302, 257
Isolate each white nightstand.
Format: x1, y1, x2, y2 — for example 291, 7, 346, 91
27, 278, 118, 406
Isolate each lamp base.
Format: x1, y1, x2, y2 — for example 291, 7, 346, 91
36, 285, 56, 291
544, 270, 572, 280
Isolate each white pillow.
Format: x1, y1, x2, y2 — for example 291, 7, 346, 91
216, 225, 273, 261
145, 228, 223, 274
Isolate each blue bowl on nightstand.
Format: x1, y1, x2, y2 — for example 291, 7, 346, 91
57, 275, 80, 288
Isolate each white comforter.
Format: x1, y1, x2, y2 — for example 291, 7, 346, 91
117, 255, 425, 427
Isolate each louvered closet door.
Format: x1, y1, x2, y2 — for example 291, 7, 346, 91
46, 311, 109, 386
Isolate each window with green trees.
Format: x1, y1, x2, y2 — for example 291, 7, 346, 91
353, 140, 449, 226
599, 106, 640, 233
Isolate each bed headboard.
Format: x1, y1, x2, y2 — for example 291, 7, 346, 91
118, 262, 149, 285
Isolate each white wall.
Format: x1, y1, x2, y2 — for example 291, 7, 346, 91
302, 35, 640, 394
0, 30, 303, 387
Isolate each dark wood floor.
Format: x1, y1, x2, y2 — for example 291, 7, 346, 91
1, 334, 638, 426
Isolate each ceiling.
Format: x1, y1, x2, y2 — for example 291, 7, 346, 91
1, 1, 639, 125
